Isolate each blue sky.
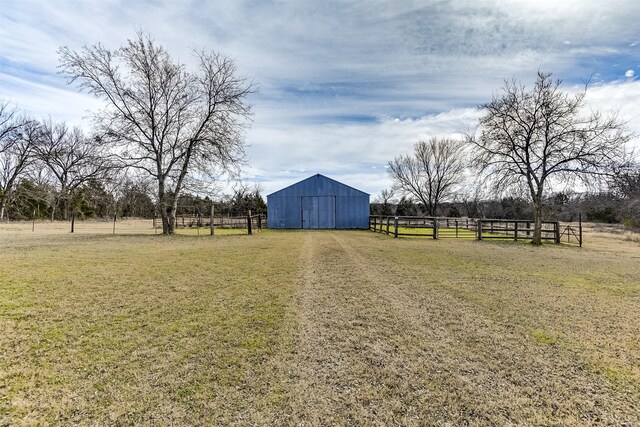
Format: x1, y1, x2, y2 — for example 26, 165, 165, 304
1, 0, 639, 197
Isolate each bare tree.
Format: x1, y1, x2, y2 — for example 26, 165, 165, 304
388, 137, 465, 216
371, 189, 396, 216
35, 120, 114, 220
58, 32, 253, 234
0, 101, 23, 154
0, 102, 40, 220
468, 71, 631, 244
458, 180, 489, 219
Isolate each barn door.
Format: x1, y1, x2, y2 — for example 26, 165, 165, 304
301, 196, 335, 229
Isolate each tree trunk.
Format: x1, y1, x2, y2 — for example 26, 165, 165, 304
161, 203, 178, 235
160, 206, 175, 235
532, 196, 543, 245
59, 193, 69, 221
158, 179, 176, 235
169, 197, 179, 234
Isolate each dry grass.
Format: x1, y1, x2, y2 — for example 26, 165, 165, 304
1, 225, 296, 425
1, 223, 639, 425
622, 231, 640, 244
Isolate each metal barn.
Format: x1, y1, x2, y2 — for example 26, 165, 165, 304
267, 174, 370, 229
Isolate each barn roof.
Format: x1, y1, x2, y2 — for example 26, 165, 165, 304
267, 174, 369, 198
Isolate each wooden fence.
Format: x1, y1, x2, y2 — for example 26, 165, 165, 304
476, 219, 559, 243
153, 213, 266, 232
369, 215, 575, 244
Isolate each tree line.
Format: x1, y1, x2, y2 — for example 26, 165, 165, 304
386, 72, 637, 244
0, 110, 266, 222
0, 109, 114, 221
371, 187, 640, 228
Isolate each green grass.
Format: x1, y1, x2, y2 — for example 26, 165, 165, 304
376, 226, 516, 240
373, 226, 475, 236
531, 328, 559, 345
373, 225, 559, 243
0, 231, 301, 424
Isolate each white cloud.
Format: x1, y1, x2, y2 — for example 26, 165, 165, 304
583, 81, 640, 153
1, 0, 639, 198
625, 69, 635, 78
0, 73, 103, 127
247, 82, 640, 198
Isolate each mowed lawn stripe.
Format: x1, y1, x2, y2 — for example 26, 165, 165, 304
317, 232, 639, 425
279, 232, 638, 425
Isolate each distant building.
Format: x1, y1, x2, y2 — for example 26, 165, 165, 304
267, 174, 370, 229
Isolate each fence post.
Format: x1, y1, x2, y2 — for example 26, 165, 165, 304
373, 216, 377, 231
477, 219, 482, 240
70, 211, 75, 233
247, 210, 252, 235
210, 204, 215, 236
514, 221, 518, 241
554, 221, 560, 244
579, 213, 583, 247
113, 213, 117, 235
386, 216, 390, 235
394, 216, 398, 238
433, 218, 438, 239
258, 214, 262, 231
455, 219, 458, 238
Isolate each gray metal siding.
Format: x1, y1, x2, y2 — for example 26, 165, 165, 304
267, 174, 369, 229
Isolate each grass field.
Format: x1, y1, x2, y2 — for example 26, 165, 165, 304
1, 221, 639, 425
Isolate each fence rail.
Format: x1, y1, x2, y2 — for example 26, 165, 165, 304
153, 214, 267, 230
477, 219, 558, 242
369, 215, 579, 244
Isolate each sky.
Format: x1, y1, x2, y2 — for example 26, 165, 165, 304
1, 0, 639, 199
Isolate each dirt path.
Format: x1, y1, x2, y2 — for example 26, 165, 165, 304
280, 231, 639, 426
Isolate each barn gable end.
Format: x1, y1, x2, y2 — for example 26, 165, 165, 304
267, 174, 369, 229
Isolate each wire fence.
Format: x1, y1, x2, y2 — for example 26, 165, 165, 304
0, 214, 266, 238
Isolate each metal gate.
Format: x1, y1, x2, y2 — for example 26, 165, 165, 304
301, 196, 336, 229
